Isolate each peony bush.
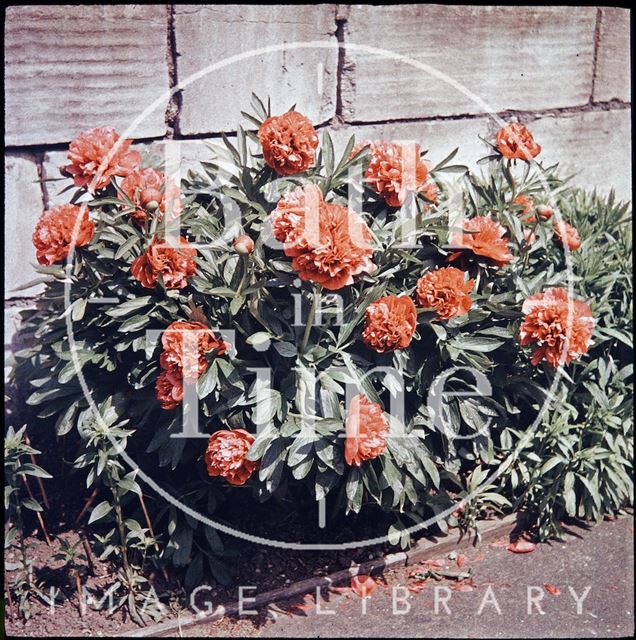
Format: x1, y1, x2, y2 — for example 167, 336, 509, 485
9, 95, 632, 596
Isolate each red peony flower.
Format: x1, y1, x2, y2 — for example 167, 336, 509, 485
283, 201, 375, 291
271, 184, 323, 246
205, 429, 259, 486
120, 167, 182, 226
519, 287, 595, 367
422, 181, 439, 204
361, 294, 417, 352
160, 320, 228, 381
416, 267, 474, 320
131, 236, 197, 289
345, 394, 390, 467
155, 368, 184, 410
352, 140, 429, 207
32, 204, 95, 265
553, 220, 581, 251
449, 216, 513, 267
496, 123, 541, 161
64, 126, 141, 192
513, 194, 536, 223
258, 111, 319, 176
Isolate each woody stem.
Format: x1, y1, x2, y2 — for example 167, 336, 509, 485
301, 286, 322, 353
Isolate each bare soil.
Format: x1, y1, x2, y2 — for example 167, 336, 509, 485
4, 461, 397, 637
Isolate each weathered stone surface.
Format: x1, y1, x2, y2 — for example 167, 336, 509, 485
41, 151, 76, 207
42, 110, 631, 216
4, 307, 24, 358
529, 109, 631, 201
594, 8, 631, 103
4, 307, 21, 353
4, 305, 34, 383
342, 5, 596, 122
4, 307, 20, 381
5, 5, 170, 146
4, 155, 45, 298
174, 5, 338, 135
132, 138, 239, 177
329, 110, 632, 201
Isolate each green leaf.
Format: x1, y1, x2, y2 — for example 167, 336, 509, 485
322, 130, 335, 175
431, 147, 458, 172
55, 403, 79, 436
273, 341, 297, 358
17, 463, 53, 479
184, 555, 203, 590
346, 468, 363, 514
421, 455, 440, 488
118, 471, 142, 497
387, 523, 402, 546
106, 296, 154, 318
203, 525, 224, 553
71, 299, 87, 321
230, 295, 245, 316
451, 335, 505, 353
88, 501, 113, 524
246, 425, 276, 462
114, 235, 140, 260
291, 457, 314, 480
170, 524, 193, 567
246, 332, 272, 347
578, 475, 601, 510
23, 497, 43, 512
197, 360, 219, 399
119, 314, 151, 333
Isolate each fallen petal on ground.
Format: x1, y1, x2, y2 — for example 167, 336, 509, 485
544, 583, 561, 595
507, 539, 537, 554
351, 575, 378, 598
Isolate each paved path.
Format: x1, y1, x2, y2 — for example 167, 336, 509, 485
204, 515, 634, 638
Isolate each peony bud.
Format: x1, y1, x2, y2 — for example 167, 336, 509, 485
233, 234, 254, 254
141, 187, 163, 210
524, 229, 536, 245
536, 204, 553, 220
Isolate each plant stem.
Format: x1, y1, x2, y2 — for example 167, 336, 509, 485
75, 487, 99, 524
5, 573, 15, 619
25, 434, 50, 509
80, 532, 96, 576
21, 475, 51, 545
74, 570, 85, 617
15, 498, 30, 588
138, 494, 159, 554
301, 285, 321, 353
110, 485, 132, 578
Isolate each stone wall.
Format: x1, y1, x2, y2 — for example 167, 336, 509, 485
4, 5, 631, 364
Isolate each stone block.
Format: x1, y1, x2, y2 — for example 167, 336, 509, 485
5, 5, 170, 146
4, 154, 45, 298
593, 8, 631, 103
174, 5, 338, 135
343, 5, 596, 121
